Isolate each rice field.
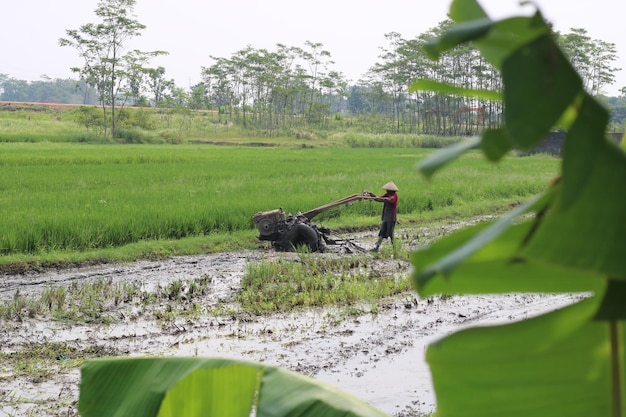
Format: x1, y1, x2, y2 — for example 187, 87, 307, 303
0, 142, 559, 255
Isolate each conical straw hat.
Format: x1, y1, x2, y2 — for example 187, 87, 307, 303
382, 181, 399, 191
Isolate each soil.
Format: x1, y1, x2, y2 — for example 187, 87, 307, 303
0, 224, 580, 417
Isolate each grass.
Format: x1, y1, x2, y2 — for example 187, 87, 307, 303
0, 103, 351, 145
0, 340, 120, 383
0, 230, 258, 275
238, 244, 413, 315
0, 274, 216, 324
338, 131, 465, 148
0, 104, 103, 143
0, 142, 558, 271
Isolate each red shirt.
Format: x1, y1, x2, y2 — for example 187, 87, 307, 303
380, 192, 398, 221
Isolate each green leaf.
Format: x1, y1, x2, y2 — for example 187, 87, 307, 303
473, 15, 548, 69
448, 0, 488, 22
423, 18, 494, 60
480, 128, 512, 161
409, 79, 502, 101
502, 34, 584, 149
425, 12, 548, 72
594, 279, 626, 320
560, 94, 610, 208
415, 4, 626, 417
258, 366, 387, 417
78, 357, 389, 417
524, 96, 626, 278
416, 137, 480, 179
157, 365, 258, 417
412, 219, 604, 297
412, 228, 605, 297
427, 295, 616, 417
412, 192, 544, 290
79, 358, 258, 417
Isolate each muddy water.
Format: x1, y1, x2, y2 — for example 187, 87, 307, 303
0, 229, 582, 417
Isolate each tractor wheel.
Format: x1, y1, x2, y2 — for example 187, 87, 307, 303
284, 223, 319, 252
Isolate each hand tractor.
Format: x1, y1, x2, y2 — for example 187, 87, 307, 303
252, 192, 375, 252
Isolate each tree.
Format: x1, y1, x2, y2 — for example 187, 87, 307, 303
0, 74, 96, 104
557, 28, 621, 96
299, 41, 334, 124
0, 76, 29, 102
59, 0, 167, 137
146, 66, 175, 107
369, 32, 408, 133
200, 42, 347, 135
189, 83, 209, 110
361, 22, 503, 136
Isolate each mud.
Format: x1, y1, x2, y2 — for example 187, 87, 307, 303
0, 225, 582, 417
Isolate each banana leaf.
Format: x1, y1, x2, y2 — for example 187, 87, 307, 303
78, 357, 390, 417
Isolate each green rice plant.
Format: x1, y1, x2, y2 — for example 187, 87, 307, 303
0, 339, 123, 383
0, 291, 23, 320
0, 289, 42, 320
0, 143, 558, 257
41, 286, 67, 312
239, 253, 413, 314
70, 281, 109, 323
38, 278, 140, 324
0, 275, 214, 325
188, 276, 211, 298
163, 280, 184, 301
369, 238, 410, 261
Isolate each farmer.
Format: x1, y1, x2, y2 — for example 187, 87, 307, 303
368, 181, 399, 252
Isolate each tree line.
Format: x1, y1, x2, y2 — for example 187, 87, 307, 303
1, 0, 623, 137
0, 75, 97, 105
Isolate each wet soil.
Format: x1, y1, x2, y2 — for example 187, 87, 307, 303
0, 224, 580, 417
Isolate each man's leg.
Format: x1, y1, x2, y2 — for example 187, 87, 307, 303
389, 222, 396, 246
373, 223, 385, 252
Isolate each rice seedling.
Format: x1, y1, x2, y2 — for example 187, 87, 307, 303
0, 273, 218, 326
238, 249, 414, 315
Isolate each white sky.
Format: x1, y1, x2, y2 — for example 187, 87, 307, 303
2, 0, 624, 95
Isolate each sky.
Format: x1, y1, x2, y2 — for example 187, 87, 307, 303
2, 0, 625, 96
